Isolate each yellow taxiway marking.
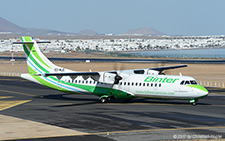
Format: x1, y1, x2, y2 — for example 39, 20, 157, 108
0, 100, 31, 111
0, 96, 14, 99
0, 89, 35, 97
89, 126, 225, 136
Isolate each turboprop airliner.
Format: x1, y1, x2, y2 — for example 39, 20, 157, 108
13, 36, 208, 106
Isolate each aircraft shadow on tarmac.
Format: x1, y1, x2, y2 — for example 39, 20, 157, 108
33, 94, 210, 107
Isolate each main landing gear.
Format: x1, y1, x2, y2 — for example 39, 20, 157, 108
189, 99, 198, 106
99, 95, 112, 103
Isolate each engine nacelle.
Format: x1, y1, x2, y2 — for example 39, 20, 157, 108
98, 72, 117, 84
145, 70, 159, 75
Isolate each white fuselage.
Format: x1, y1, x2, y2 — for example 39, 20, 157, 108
54, 73, 208, 100
112, 74, 207, 99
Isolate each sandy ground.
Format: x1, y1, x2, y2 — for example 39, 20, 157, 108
0, 60, 224, 85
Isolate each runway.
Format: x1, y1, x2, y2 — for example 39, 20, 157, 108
0, 76, 225, 140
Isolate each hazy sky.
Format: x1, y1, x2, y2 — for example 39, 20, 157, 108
1, 0, 225, 35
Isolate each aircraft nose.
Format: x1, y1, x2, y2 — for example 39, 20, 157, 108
188, 84, 208, 97
199, 85, 208, 97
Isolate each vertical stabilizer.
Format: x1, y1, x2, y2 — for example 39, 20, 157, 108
21, 36, 69, 75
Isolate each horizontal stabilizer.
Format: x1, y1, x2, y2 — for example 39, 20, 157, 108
35, 72, 100, 77
13, 41, 51, 44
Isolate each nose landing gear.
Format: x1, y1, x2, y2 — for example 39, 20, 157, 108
190, 99, 198, 106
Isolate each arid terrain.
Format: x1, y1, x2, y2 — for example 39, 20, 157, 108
1, 59, 224, 87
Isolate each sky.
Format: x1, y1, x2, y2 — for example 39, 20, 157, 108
1, 0, 225, 35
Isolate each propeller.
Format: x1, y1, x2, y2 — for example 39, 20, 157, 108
112, 63, 125, 84
114, 74, 122, 84
155, 62, 171, 75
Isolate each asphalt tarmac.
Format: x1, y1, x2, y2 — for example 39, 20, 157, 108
0, 76, 225, 141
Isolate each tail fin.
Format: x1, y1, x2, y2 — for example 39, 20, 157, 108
20, 36, 64, 75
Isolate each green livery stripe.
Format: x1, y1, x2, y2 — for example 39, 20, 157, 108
24, 36, 32, 42
22, 36, 52, 70
23, 45, 49, 73
28, 67, 71, 92
27, 43, 52, 69
27, 64, 36, 75
48, 76, 133, 99
29, 66, 132, 99
186, 85, 208, 92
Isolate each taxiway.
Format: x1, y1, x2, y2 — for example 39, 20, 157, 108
0, 76, 224, 140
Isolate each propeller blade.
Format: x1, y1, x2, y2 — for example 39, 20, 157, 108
114, 74, 122, 84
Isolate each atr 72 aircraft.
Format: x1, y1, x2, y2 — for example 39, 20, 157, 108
14, 36, 208, 106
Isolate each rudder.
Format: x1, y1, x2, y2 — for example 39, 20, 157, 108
21, 36, 59, 75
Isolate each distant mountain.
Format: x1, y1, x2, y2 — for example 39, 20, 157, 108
0, 16, 71, 35
0, 16, 25, 33
78, 30, 99, 35
0, 16, 166, 36
124, 27, 165, 35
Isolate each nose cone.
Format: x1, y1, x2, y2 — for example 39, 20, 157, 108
187, 85, 208, 97
196, 85, 209, 97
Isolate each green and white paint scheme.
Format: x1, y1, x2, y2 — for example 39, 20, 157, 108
16, 36, 208, 106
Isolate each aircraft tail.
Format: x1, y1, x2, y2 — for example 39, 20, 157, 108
20, 36, 65, 75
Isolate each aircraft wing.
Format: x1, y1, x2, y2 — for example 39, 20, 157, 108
132, 64, 188, 74
149, 64, 188, 72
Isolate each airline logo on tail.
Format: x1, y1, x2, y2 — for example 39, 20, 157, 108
20, 36, 55, 74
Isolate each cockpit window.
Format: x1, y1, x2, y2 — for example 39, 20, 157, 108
180, 81, 185, 85
180, 80, 198, 85
185, 81, 190, 85
190, 80, 198, 85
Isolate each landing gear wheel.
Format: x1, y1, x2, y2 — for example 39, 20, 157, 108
192, 102, 197, 106
190, 99, 198, 106
100, 97, 108, 103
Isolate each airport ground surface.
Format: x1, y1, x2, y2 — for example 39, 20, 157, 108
0, 76, 225, 140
